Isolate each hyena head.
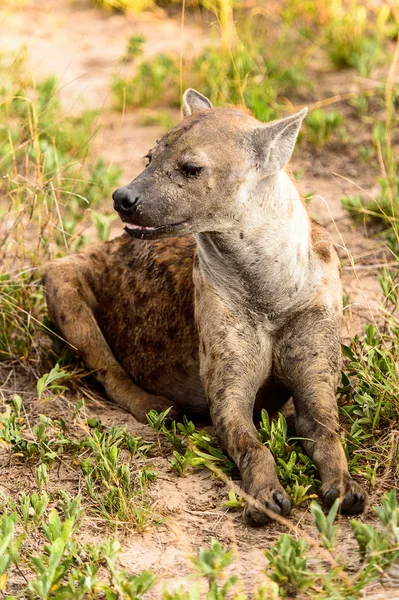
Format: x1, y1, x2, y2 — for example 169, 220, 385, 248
113, 89, 307, 239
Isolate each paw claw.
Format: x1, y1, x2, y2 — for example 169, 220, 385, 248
275, 492, 292, 516
324, 488, 339, 508
323, 476, 367, 515
243, 484, 291, 526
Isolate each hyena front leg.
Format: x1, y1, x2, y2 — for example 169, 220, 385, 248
196, 292, 291, 525
275, 308, 367, 514
42, 255, 175, 422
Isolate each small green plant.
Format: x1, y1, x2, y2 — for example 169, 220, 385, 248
339, 270, 399, 480
190, 539, 238, 599
0, 511, 24, 595
35, 464, 49, 489
0, 400, 78, 464
352, 490, 399, 570
223, 489, 244, 510
0, 499, 158, 598
171, 448, 200, 475
342, 74, 399, 244
20, 491, 50, 530
265, 534, 315, 596
37, 363, 70, 399
91, 210, 118, 241
306, 109, 344, 147
112, 20, 307, 121
323, 1, 385, 76
112, 54, 180, 109
147, 410, 236, 475
27, 503, 85, 598
122, 34, 146, 62
102, 540, 157, 599
0, 51, 122, 379
310, 498, 340, 550
80, 427, 157, 528
259, 410, 318, 505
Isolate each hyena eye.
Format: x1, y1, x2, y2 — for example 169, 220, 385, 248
181, 163, 203, 177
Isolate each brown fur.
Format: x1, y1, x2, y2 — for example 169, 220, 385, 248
311, 220, 332, 262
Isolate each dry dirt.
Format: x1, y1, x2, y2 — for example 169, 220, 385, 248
1, 1, 398, 598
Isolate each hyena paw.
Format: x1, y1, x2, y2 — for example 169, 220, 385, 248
323, 475, 367, 515
243, 483, 291, 526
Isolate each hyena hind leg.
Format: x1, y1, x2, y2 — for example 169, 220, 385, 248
42, 255, 175, 422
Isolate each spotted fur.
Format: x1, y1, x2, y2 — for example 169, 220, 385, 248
43, 90, 366, 524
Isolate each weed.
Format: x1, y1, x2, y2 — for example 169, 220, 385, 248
306, 109, 344, 147
324, 3, 375, 74
259, 410, 318, 506
223, 489, 244, 510
20, 491, 50, 530
147, 407, 173, 431
0, 511, 24, 593
0, 397, 77, 464
264, 491, 399, 599
140, 110, 178, 129
265, 534, 315, 596
147, 409, 236, 477
1, 391, 156, 530
91, 210, 118, 241
35, 464, 49, 489
350, 93, 369, 118
352, 490, 399, 570
102, 540, 156, 599
310, 499, 340, 550
112, 54, 180, 109
0, 489, 157, 598
0, 274, 47, 364
339, 270, 399, 481
80, 427, 157, 528
36, 363, 70, 399
0, 51, 121, 379
342, 72, 399, 243
111, 18, 307, 121
189, 539, 238, 599
122, 34, 146, 62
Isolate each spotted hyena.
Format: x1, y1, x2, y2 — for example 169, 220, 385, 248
42, 89, 367, 524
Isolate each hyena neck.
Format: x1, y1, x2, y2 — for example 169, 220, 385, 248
195, 170, 314, 317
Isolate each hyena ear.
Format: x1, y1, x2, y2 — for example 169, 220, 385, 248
182, 89, 212, 117
251, 108, 308, 174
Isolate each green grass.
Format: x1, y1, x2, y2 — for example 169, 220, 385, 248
0, 394, 158, 529
305, 108, 345, 147
1, 483, 399, 598
342, 75, 399, 246
0, 50, 121, 375
339, 269, 399, 487
111, 31, 308, 121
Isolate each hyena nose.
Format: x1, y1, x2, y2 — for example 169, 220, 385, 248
112, 186, 140, 214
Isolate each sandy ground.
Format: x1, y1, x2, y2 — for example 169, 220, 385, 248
1, 1, 398, 597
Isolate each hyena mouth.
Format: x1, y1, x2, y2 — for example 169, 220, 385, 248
123, 220, 190, 239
